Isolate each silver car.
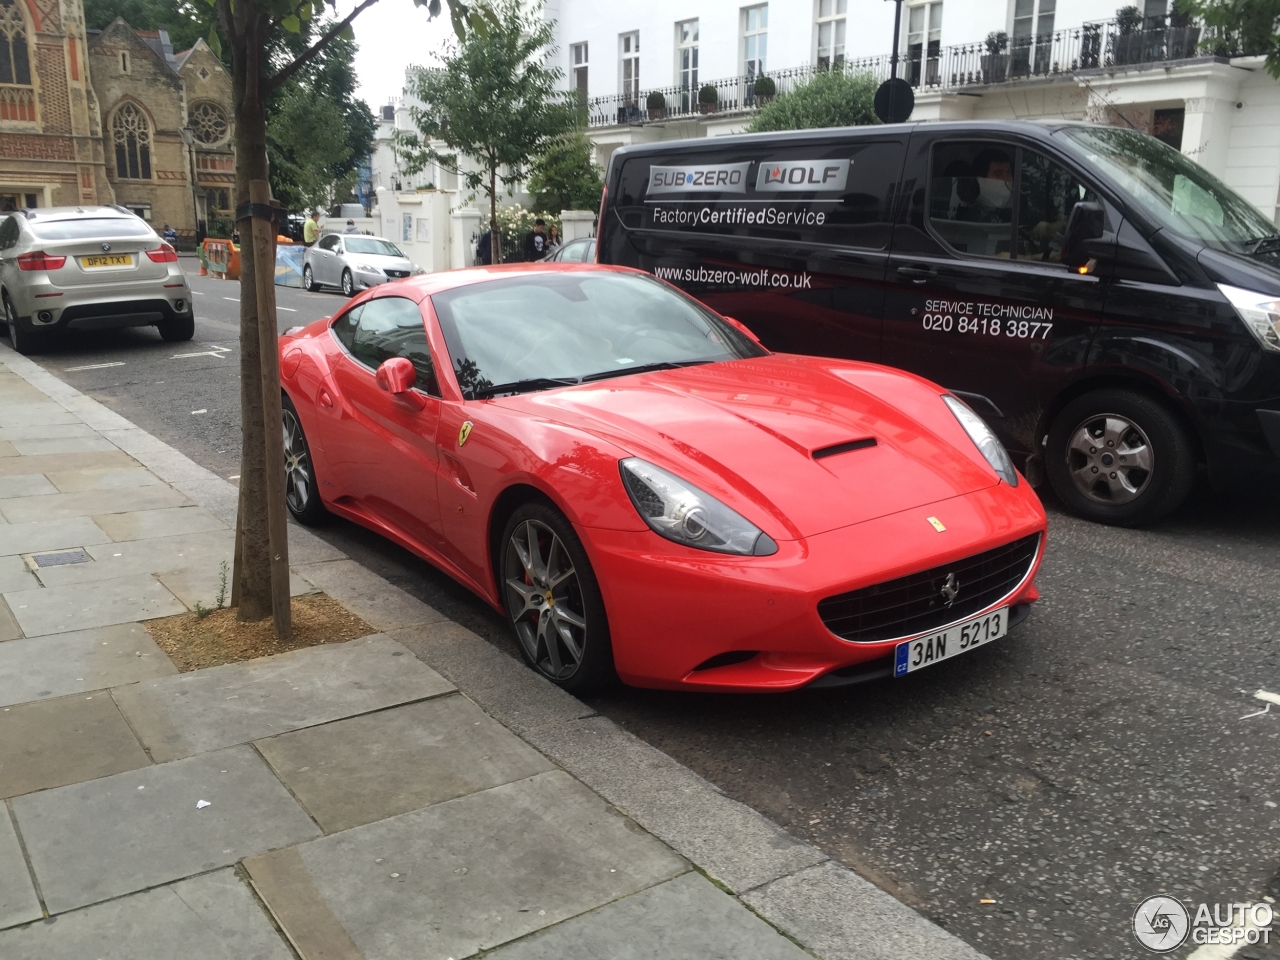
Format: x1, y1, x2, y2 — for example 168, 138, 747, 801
0, 206, 193, 354
302, 234, 421, 296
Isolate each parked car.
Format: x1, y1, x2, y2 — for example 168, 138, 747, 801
542, 237, 596, 263
302, 234, 421, 296
598, 120, 1280, 527
0, 205, 193, 354
278, 263, 1047, 694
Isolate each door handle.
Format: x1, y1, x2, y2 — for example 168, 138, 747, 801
318, 387, 333, 409
896, 265, 937, 284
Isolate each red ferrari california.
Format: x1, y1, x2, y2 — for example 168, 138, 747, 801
278, 264, 1047, 693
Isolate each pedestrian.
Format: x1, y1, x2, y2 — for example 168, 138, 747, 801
545, 224, 561, 255
522, 218, 547, 261
303, 210, 321, 247
476, 227, 493, 266
162, 223, 178, 246
342, 219, 359, 234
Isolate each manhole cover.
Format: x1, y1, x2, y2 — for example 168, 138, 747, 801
32, 548, 92, 568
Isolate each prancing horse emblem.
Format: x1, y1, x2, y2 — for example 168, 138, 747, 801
457, 420, 473, 447
940, 573, 960, 607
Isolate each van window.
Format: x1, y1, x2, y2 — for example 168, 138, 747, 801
1016, 149, 1092, 262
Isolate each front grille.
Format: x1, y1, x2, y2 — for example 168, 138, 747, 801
384, 269, 410, 278
818, 534, 1040, 643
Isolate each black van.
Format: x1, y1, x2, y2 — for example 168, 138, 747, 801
597, 120, 1280, 526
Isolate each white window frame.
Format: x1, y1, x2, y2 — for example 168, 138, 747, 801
815, 0, 847, 68
676, 18, 699, 92
571, 41, 589, 99
903, 1, 942, 86
742, 5, 767, 80
619, 31, 639, 104
1009, 0, 1054, 76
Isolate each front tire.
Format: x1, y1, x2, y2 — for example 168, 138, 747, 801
302, 264, 316, 292
501, 501, 615, 693
282, 395, 327, 525
340, 269, 354, 297
1046, 388, 1196, 527
158, 314, 195, 342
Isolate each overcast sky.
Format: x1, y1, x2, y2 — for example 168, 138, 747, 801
337, 0, 454, 109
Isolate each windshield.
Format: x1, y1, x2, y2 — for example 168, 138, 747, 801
29, 217, 154, 240
1057, 126, 1276, 250
345, 237, 404, 257
430, 271, 766, 398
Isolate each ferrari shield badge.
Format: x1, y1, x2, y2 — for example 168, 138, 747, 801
457, 421, 474, 447
927, 516, 946, 532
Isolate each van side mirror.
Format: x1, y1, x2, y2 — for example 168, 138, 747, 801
1062, 201, 1106, 270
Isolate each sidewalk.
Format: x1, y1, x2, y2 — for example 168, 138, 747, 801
0, 345, 989, 960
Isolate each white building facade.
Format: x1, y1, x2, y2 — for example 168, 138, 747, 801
548, 0, 1280, 224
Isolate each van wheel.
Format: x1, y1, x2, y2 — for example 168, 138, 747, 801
1046, 388, 1195, 527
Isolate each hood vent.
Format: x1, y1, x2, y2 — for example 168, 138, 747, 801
812, 437, 877, 461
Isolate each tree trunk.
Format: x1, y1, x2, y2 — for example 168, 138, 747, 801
489, 164, 500, 265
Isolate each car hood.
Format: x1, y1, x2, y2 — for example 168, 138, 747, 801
497, 355, 1001, 540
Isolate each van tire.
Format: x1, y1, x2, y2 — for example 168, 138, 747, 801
1046, 388, 1195, 527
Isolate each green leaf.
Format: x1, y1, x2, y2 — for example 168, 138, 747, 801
469, 8, 489, 38
281, 13, 300, 30
298, 3, 311, 21
206, 26, 221, 58
449, 2, 467, 39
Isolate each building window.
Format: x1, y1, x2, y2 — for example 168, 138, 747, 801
905, 1, 942, 87
571, 42, 588, 99
1011, 0, 1054, 77
0, 0, 31, 85
125, 203, 151, 220
619, 32, 639, 104
815, 0, 846, 67
189, 101, 228, 145
112, 103, 152, 180
676, 18, 699, 106
742, 5, 767, 79
120, 51, 129, 72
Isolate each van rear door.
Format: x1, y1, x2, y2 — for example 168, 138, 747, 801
882, 130, 1109, 457
598, 135, 907, 363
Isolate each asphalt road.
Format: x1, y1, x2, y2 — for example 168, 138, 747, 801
22, 262, 1280, 960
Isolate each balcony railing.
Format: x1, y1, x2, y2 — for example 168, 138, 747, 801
0, 84, 36, 123
584, 14, 1228, 128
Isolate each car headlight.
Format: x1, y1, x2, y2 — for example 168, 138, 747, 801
354, 262, 380, 274
412, 264, 426, 275
619, 458, 778, 556
942, 395, 1019, 486
1218, 283, 1280, 352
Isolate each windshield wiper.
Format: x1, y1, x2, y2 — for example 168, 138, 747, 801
472, 376, 580, 399
1248, 234, 1280, 253
579, 360, 712, 383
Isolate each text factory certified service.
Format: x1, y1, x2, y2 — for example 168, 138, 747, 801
648, 163, 752, 195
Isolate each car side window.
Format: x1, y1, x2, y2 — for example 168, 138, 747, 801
0, 217, 17, 250
350, 297, 440, 396
1017, 149, 1096, 263
559, 241, 584, 263
929, 141, 1016, 258
318, 235, 338, 252
331, 304, 362, 352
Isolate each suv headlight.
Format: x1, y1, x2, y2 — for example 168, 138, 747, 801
619, 458, 778, 556
1218, 283, 1280, 352
942, 395, 1019, 486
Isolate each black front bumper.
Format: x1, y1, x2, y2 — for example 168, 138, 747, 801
1195, 399, 1280, 488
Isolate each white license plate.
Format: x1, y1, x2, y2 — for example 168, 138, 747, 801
894, 607, 1008, 677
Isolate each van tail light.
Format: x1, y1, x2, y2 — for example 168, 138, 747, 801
17, 251, 66, 271
146, 243, 179, 263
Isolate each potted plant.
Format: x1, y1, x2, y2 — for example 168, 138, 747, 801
646, 89, 666, 120
698, 84, 718, 114
1167, 0, 1200, 58
752, 74, 776, 105
981, 31, 1009, 82
1110, 5, 1146, 64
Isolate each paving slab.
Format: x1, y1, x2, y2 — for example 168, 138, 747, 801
0, 402, 79, 425
294, 559, 450, 631
0, 555, 34, 593
0, 808, 41, 931
113, 635, 454, 762
0, 868, 295, 958
0, 622, 176, 707
12, 745, 321, 913
486, 872, 811, 960
0, 450, 136, 478
0, 516, 110, 558
43, 466, 163, 493
0, 485, 189, 524
11, 436, 117, 456
245, 769, 687, 960
156, 566, 316, 611
92, 505, 227, 542
0, 599, 18, 641
0, 423, 95, 442
172, 478, 238, 526
256, 695, 554, 833
3, 573, 185, 636
33, 529, 233, 588
0, 692, 151, 798
0, 440, 14, 459
741, 861, 990, 960
0, 474, 57, 500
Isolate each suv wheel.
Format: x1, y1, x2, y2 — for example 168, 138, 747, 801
1046, 388, 1196, 527
341, 269, 354, 297
158, 314, 195, 342
302, 264, 316, 292
3, 295, 41, 355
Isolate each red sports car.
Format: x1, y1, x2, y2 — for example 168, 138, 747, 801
278, 264, 1047, 693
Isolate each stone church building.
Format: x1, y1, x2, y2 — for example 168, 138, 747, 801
0, 0, 234, 244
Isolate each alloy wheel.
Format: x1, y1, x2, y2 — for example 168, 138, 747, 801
1066, 413, 1153, 505
282, 408, 312, 514
303, 265, 314, 292
503, 518, 588, 680
341, 270, 353, 297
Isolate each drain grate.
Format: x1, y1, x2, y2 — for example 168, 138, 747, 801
32, 548, 92, 568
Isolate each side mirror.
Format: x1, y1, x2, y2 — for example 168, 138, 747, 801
1062, 201, 1106, 270
376, 356, 417, 394
722, 315, 763, 345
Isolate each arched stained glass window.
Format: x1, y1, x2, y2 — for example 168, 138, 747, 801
0, 0, 31, 86
112, 103, 152, 179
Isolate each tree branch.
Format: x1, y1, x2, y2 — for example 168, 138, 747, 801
265, 0, 379, 92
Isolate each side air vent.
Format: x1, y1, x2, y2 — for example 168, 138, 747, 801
813, 437, 877, 460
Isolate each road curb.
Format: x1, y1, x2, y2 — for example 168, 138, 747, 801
0, 343, 993, 960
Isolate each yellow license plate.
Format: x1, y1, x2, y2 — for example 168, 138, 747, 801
80, 254, 132, 268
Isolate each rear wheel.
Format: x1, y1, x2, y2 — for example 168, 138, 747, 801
158, 314, 195, 342
282, 395, 326, 525
1046, 388, 1196, 527
4, 295, 41, 355
340, 269, 354, 297
501, 502, 615, 693
302, 264, 316, 292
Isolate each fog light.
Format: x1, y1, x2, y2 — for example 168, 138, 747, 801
36, 310, 53, 323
